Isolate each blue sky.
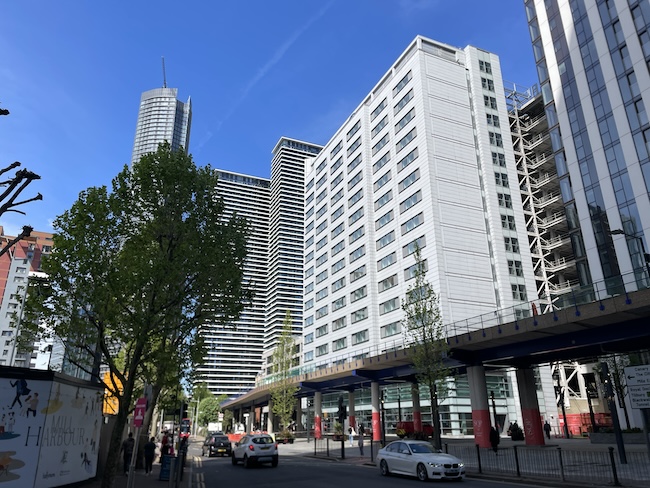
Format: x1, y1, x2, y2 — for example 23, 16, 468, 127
0, 0, 537, 236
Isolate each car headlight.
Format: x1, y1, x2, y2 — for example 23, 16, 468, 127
428, 463, 443, 468
458, 463, 465, 468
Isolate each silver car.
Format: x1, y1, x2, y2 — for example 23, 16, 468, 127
231, 434, 278, 468
376, 440, 465, 481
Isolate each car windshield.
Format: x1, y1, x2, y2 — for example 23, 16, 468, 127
409, 443, 437, 454
252, 436, 274, 445
213, 436, 229, 442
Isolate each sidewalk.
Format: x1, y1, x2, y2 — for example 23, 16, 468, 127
77, 457, 192, 488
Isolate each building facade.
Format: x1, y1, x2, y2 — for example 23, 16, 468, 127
131, 87, 192, 165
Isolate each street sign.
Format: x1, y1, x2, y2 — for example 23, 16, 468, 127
134, 397, 147, 427
624, 365, 650, 409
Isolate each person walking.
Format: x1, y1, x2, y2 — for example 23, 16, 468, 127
543, 420, 552, 440
348, 425, 356, 447
144, 437, 157, 476
357, 423, 365, 456
489, 426, 500, 454
120, 433, 135, 475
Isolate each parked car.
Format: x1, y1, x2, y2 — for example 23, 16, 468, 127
376, 440, 465, 481
231, 434, 278, 468
202, 434, 232, 457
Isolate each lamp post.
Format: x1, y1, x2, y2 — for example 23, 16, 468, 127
490, 391, 498, 430
380, 390, 386, 447
601, 361, 627, 464
609, 228, 650, 281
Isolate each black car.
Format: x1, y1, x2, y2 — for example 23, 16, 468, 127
202, 434, 232, 457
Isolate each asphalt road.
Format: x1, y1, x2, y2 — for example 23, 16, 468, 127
188, 444, 555, 488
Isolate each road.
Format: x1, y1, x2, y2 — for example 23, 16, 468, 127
188, 443, 551, 488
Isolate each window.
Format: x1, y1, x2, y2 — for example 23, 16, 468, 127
348, 171, 363, 190
377, 231, 395, 250
306, 221, 314, 233
393, 70, 412, 96
306, 207, 314, 219
394, 89, 414, 115
351, 285, 367, 302
316, 305, 328, 319
316, 252, 328, 267
316, 288, 328, 301
395, 108, 415, 134
332, 316, 347, 331
372, 133, 390, 155
305, 333, 314, 344
402, 213, 423, 234
481, 77, 495, 91
497, 193, 512, 208
404, 259, 426, 280
398, 148, 418, 172
373, 152, 391, 173
316, 344, 328, 357
399, 169, 420, 192
396, 128, 416, 152
350, 245, 366, 262
332, 258, 345, 274
316, 324, 329, 337
486, 114, 500, 127
306, 250, 314, 263
316, 220, 328, 236
331, 205, 344, 222
349, 207, 364, 225
347, 120, 361, 141
371, 98, 387, 121
347, 137, 361, 157
349, 226, 365, 244
380, 321, 401, 338
348, 153, 362, 172
331, 156, 343, 174
492, 152, 506, 167
512, 284, 527, 301
378, 252, 396, 270
332, 240, 345, 256
348, 188, 363, 207
495, 173, 509, 187
331, 189, 344, 206
350, 265, 366, 282
479, 60, 492, 73
316, 189, 327, 204
352, 329, 369, 344
316, 173, 327, 190
305, 315, 314, 328
307, 179, 315, 191
333, 337, 347, 351
378, 274, 397, 293
508, 260, 524, 277
376, 210, 394, 230
351, 309, 368, 324
331, 172, 344, 190
316, 235, 328, 251
505, 237, 520, 253
305, 282, 314, 294
305, 298, 314, 310
489, 132, 503, 147
374, 171, 392, 191
332, 296, 346, 311
304, 351, 314, 362
332, 276, 346, 292
501, 214, 516, 230
305, 266, 314, 278
484, 96, 497, 109
375, 190, 393, 211
331, 222, 346, 240
400, 190, 421, 212
316, 270, 328, 284
372, 116, 388, 138
403, 236, 426, 257
379, 297, 399, 315
330, 141, 342, 159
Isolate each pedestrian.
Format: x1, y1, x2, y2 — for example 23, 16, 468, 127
543, 420, 552, 440
120, 432, 135, 475
9, 378, 30, 409
348, 425, 356, 447
144, 436, 157, 476
489, 426, 500, 454
358, 423, 365, 456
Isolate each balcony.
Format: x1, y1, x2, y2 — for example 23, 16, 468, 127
545, 256, 577, 273
540, 234, 571, 251
523, 133, 551, 151
526, 152, 554, 171
533, 191, 563, 210
529, 172, 558, 190
537, 211, 567, 230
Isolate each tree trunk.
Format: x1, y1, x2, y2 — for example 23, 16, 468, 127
101, 402, 131, 488
429, 384, 442, 450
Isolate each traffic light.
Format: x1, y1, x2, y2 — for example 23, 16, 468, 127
337, 395, 347, 423
181, 402, 189, 418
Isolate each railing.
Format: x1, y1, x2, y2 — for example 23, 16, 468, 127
446, 444, 650, 487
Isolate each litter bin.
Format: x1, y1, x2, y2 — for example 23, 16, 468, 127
159, 454, 176, 481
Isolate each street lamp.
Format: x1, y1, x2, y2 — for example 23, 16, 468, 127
380, 390, 386, 447
609, 228, 650, 281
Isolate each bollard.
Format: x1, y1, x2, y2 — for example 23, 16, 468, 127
475, 444, 482, 474
326, 437, 329, 457
168, 457, 176, 488
557, 447, 565, 482
608, 447, 621, 486
314, 437, 317, 456
370, 439, 374, 463
514, 445, 521, 477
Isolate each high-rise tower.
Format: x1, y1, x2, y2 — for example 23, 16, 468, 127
131, 87, 192, 165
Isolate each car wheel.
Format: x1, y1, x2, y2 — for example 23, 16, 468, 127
380, 459, 389, 476
231, 453, 237, 465
417, 463, 428, 481
243, 455, 250, 469
272, 455, 278, 467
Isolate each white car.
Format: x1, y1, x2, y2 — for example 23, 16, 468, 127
376, 440, 465, 481
231, 434, 278, 468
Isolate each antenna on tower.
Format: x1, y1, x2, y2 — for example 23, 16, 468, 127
161, 56, 167, 88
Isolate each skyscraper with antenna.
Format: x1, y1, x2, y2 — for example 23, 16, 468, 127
131, 58, 192, 165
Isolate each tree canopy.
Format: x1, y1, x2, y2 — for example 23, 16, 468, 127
22, 143, 252, 488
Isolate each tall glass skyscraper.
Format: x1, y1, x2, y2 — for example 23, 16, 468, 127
131, 87, 192, 165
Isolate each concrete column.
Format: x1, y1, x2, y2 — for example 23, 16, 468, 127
467, 364, 491, 448
516, 367, 545, 445
348, 390, 356, 429
411, 383, 422, 432
296, 398, 303, 430
246, 407, 253, 433
314, 392, 322, 440
267, 399, 274, 433
371, 382, 381, 442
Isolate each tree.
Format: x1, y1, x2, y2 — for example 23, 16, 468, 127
198, 396, 222, 426
401, 245, 450, 450
270, 311, 299, 431
21, 143, 251, 488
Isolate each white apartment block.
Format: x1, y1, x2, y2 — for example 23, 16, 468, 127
302, 35, 538, 369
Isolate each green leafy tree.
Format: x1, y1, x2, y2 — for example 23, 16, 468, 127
21, 143, 251, 488
198, 396, 222, 426
270, 311, 299, 431
401, 245, 450, 450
